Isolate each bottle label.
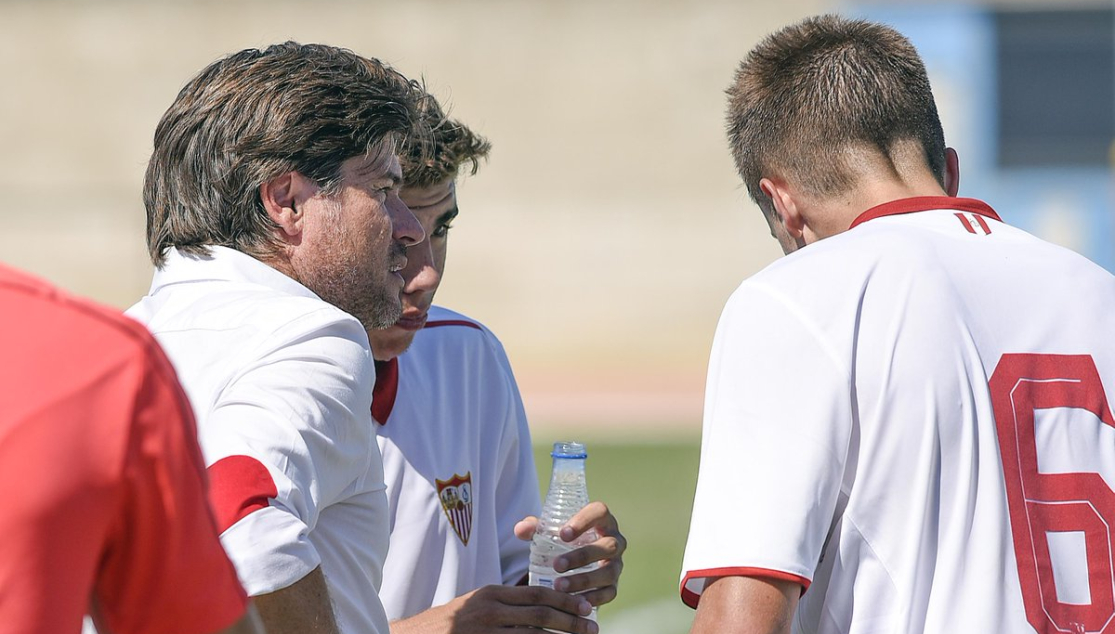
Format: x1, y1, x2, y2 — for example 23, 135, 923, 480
531, 573, 556, 589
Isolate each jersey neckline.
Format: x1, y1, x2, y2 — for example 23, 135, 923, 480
372, 358, 399, 425
371, 318, 485, 425
849, 196, 1001, 230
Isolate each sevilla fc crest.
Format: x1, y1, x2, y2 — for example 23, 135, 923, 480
436, 472, 473, 546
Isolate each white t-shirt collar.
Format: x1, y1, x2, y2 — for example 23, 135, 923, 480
152, 246, 321, 301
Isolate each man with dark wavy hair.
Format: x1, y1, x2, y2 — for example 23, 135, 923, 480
366, 95, 626, 634
682, 14, 1115, 634
129, 42, 427, 634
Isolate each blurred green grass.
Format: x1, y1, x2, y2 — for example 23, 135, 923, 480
532, 439, 701, 631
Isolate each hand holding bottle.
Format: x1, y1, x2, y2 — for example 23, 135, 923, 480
519, 442, 627, 616
516, 500, 625, 606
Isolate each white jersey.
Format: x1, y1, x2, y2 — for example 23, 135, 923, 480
681, 197, 1115, 634
374, 306, 541, 620
127, 246, 390, 634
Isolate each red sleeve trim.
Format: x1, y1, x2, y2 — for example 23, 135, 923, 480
424, 319, 483, 331
679, 567, 811, 609
207, 455, 278, 533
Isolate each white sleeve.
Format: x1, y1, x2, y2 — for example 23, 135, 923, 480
201, 313, 376, 596
680, 282, 851, 607
488, 335, 542, 586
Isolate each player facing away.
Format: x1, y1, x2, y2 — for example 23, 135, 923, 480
0, 263, 264, 634
365, 95, 626, 634
127, 43, 427, 634
681, 14, 1115, 634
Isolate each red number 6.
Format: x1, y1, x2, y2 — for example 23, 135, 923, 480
992, 354, 1115, 634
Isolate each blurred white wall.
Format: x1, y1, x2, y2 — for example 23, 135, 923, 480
1, 0, 836, 434
38, 1, 1113, 434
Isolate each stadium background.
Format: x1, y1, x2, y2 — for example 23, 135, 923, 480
2, 0, 1110, 631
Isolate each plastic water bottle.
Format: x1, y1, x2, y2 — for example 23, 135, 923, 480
529, 441, 599, 623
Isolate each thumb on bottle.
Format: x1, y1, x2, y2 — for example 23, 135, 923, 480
514, 516, 539, 541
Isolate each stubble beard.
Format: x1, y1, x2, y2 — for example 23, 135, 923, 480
315, 265, 402, 331
299, 238, 405, 332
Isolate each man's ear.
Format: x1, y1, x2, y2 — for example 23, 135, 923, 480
759, 177, 804, 239
260, 172, 315, 241
944, 147, 960, 197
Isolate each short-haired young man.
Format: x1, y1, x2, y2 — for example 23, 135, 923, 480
0, 262, 263, 634
366, 97, 625, 634
681, 15, 1115, 634
128, 42, 427, 634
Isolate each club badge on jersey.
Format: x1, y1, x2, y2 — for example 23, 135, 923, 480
437, 473, 474, 545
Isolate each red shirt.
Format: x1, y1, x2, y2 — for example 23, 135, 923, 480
0, 264, 248, 634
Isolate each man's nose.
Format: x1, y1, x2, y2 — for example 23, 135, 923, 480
402, 240, 440, 294
389, 194, 425, 246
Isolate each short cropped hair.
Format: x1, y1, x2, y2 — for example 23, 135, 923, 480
144, 41, 427, 266
399, 91, 490, 189
726, 15, 946, 213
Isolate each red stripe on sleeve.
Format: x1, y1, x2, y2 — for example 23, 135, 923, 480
206, 455, 278, 534
680, 567, 811, 609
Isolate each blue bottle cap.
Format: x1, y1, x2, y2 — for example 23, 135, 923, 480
551, 441, 587, 459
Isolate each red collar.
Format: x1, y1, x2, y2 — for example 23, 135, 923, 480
849, 196, 1001, 230
370, 318, 484, 425
371, 358, 399, 425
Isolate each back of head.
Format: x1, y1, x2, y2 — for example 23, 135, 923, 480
399, 91, 491, 190
727, 15, 946, 213
144, 41, 427, 266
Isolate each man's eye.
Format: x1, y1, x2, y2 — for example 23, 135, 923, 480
432, 223, 454, 238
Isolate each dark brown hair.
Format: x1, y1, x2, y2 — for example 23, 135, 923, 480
726, 15, 946, 213
144, 41, 427, 266
399, 90, 490, 189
